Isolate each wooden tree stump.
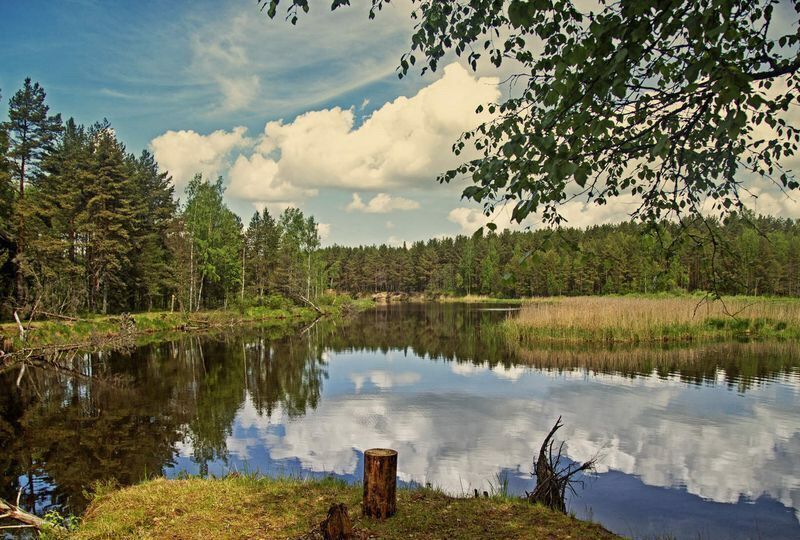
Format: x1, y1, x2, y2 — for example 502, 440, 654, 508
362, 448, 397, 519
321, 503, 353, 540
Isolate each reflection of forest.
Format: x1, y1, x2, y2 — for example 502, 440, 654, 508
336, 304, 800, 391
1, 304, 797, 518
0, 327, 329, 516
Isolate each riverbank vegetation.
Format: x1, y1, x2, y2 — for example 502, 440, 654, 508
63, 476, 616, 540
2, 81, 800, 327
502, 295, 800, 345
0, 293, 373, 354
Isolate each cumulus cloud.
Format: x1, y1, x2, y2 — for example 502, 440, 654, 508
448, 205, 524, 234
151, 62, 500, 222
227, 153, 317, 206
150, 126, 251, 192
317, 223, 331, 241
448, 194, 645, 234
256, 63, 499, 191
346, 193, 421, 213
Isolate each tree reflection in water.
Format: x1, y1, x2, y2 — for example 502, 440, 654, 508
0, 303, 797, 522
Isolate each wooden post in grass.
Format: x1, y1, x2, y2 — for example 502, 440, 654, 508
362, 448, 397, 519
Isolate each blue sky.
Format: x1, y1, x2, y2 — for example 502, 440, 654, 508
2, 0, 798, 245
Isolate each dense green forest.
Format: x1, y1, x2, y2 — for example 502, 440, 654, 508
0, 79, 798, 318
0, 79, 321, 317
320, 215, 800, 298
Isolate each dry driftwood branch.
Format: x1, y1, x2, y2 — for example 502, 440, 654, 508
38, 310, 82, 322
297, 293, 324, 315
527, 416, 597, 513
13, 311, 25, 341
0, 496, 60, 531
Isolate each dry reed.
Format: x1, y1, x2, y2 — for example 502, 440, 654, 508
502, 296, 800, 344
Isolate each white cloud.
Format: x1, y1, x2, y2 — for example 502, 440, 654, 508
227, 153, 317, 206
183, 5, 411, 116
217, 74, 262, 111
448, 195, 645, 234
350, 370, 422, 392
150, 126, 251, 192
317, 223, 331, 241
257, 63, 499, 191
189, 26, 262, 111
151, 62, 500, 226
346, 193, 420, 213
448, 204, 525, 234
387, 236, 406, 247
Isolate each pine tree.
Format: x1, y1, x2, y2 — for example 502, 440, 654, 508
4, 78, 62, 305
80, 122, 136, 313
0, 93, 14, 234
245, 209, 280, 301
26, 118, 90, 311
128, 150, 176, 310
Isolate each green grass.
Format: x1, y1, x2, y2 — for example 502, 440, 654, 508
63, 476, 617, 540
434, 294, 525, 304
0, 295, 375, 352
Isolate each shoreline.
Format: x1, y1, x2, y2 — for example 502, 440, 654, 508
0, 297, 375, 366
58, 475, 618, 540
3, 294, 800, 358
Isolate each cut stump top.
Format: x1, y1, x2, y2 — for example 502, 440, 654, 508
365, 448, 398, 458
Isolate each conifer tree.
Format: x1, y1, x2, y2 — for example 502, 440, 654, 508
128, 150, 176, 310
3, 78, 62, 304
27, 118, 90, 311
81, 122, 136, 313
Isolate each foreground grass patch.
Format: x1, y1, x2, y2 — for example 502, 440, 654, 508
70, 476, 616, 540
502, 295, 800, 345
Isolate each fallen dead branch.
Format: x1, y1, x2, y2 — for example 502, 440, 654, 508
527, 417, 597, 513
0, 494, 62, 532
37, 311, 82, 322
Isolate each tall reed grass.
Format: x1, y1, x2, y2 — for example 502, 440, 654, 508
501, 296, 800, 344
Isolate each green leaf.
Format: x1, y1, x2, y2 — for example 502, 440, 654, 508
508, 1, 534, 28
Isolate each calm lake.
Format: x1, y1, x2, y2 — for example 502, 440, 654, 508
2, 303, 799, 539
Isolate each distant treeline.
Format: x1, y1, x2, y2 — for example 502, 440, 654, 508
318, 215, 800, 298
1, 79, 798, 318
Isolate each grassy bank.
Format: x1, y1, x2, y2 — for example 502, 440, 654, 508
501, 295, 800, 345
62, 476, 616, 540
434, 294, 524, 304
0, 296, 375, 352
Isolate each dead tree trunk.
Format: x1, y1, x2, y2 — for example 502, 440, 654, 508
0, 496, 60, 531
362, 448, 397, 519
527, 417, 596, 513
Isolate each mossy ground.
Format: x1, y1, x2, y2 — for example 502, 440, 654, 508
64, 476, 617, 540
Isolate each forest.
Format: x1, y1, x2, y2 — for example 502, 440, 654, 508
0, 79, 799, 319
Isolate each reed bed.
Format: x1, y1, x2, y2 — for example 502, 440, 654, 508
501, 296, 800, 344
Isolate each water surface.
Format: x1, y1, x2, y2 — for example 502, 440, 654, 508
2, 303, 799, 539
